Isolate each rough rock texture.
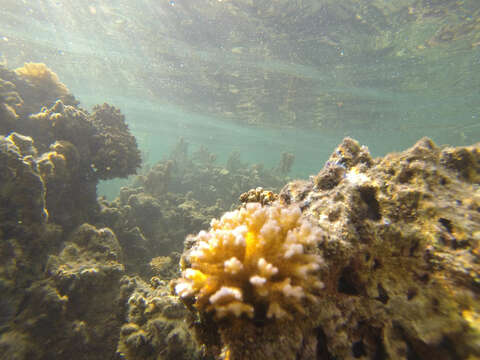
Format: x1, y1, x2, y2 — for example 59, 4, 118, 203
0, 77, 22, 133
117, 277, 201, 360
89, 103, 142, 179
0, 134, 47, 226
239, 186, 278, 205
0, 63, 78, 122
0, 136, 62, 360
0, 137, 130, 359
27, 100, 141, 180
0, 63, 141, 360
0, 64, 141, 231
175, 137, 480, 360
0, 224, 127, 360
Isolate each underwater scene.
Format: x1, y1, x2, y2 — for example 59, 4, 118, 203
0, 0, 479, 359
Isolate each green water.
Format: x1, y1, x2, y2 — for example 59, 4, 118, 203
1, 0, 479, 198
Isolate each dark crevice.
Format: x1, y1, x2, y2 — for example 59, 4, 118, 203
409, 239, 419, 256
373, 335, 388, 360
438, 218, 453, 233
352, 341, 367, 358
419, 273, 429, 283
394, 323, 453, 360
398, 169, 414, 183
315, 326, 335, 360
376, 283, 389, 304
407, 288, 417, 300
337, 266, 362, 295
359, 186, 381, 221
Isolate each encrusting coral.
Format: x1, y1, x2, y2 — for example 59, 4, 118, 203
174, 202, 325, 321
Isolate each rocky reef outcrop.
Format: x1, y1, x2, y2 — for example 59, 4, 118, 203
117, 277, 200, 360
0, 63, 141, 360
0, 63, 141, 230
173, 137, 480, 360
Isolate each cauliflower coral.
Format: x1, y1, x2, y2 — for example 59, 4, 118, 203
175, 202, 324, 320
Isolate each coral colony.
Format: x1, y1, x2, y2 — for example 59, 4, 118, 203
175, 202, 325, 320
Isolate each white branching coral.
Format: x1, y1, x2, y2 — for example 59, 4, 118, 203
175, 202, 325, 320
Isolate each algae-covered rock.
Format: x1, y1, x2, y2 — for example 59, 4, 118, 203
27, 100, 141, 181
174, 137, 480, 360
0, 136, 129, 359
1, 224, 127, 360
0, 134, 47, 226
1, 62, 142, 230
0, 63, 78, 121
298, 137, 479, 359
89, 103, 142, 179
0, 77, 22, 133
0, 63, 143, 360
117, 277, 201, 360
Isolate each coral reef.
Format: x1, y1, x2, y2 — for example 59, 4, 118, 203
0, 63, 143, 360
172, 137, 480, 360
150, 254, 181, 279
0, 63, 141, 229
27, 100, 141, 180
89, 103, 142, 179
0, 132, 130, 360
0, 134, 47, 225
0, 135, 60, 357
172, 202, 327, 359
1, 59, 479, 360
286, 137, 480, 359
0, 224, 129, 360
275, 152, 295, 175
117, 277, 201, 360
98, 138, 291, 276
0, 77, 22, 133
0, 63, 78, 120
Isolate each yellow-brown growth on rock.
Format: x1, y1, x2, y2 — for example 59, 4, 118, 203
15, 62, 69, 98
